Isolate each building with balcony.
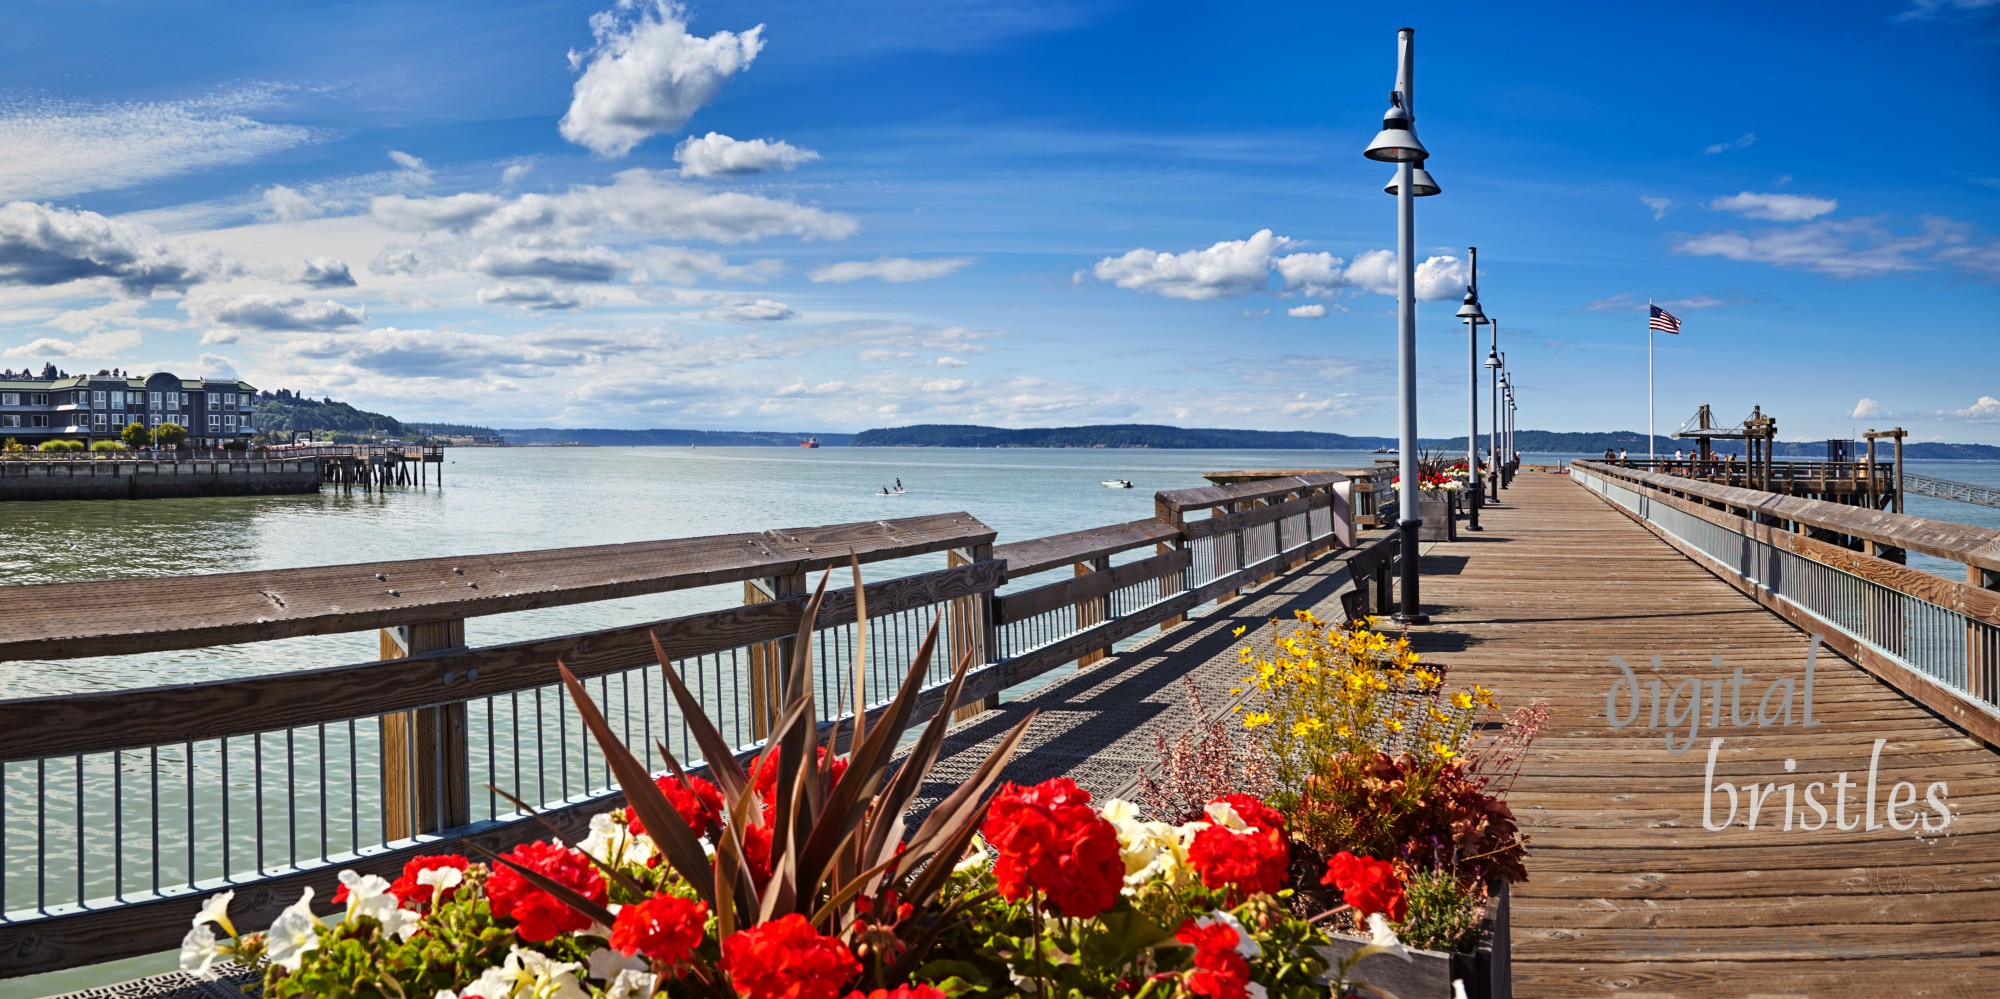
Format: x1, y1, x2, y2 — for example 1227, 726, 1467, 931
0, 370, 259, 448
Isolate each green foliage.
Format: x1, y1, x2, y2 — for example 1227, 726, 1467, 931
222, 439, 249, 451
2, 438, 23, 454
37, 439, 86, 452
252, 389, 495, 442
90, 439, 128, 452
155, 422, 188, 448
120, 421, 154, 448
1395, 869, 1485, 954
263, 890, 523, 999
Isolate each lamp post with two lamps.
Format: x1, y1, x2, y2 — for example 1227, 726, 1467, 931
1455, 247, 1487, 531
1364, 26, 1437, 624
1484, 321, 1502, 502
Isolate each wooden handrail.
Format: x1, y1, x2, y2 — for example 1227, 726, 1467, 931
0, 512, 995, 661
1575, 460, 2000, 572
1154, 471, 1351, 517
992, 518, 1180, 578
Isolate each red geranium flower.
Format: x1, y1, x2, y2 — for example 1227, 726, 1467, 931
740, 821, 775, 888
611, 893, 709, 969
720, 913, 862, 999
1176, 918, 1253, 999
1321, 851, 1407, 922
386, 853, 471, 907
979, 777, 1124, 918
485, 840, 607, 942
1185, 795, 1289, 896
846, 987, 946, 999
752, 746, 849, 815
628, 774, 727, 839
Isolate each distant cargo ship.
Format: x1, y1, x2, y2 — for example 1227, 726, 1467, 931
800, 437, 820, 448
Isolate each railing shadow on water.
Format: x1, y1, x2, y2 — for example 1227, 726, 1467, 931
0, 467, 1398, 978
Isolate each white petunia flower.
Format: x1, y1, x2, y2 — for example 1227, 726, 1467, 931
1247, 984, 1269, 999
265, 887, 324, 973
1366, 912, 1413, 963
1100, 798, 1142, 823
588, 946, 648, 981
416, 865, 464, 898
339, 870, 402, 928
605, 968, 656, 999
433, 991, 461, 999
1195, 911, 1261, 960
471, 946, 588, 999
1452, 981, 1470, 999
1203, 800, 1251, 832
179, 923, 221, 980
582, 811, 660, 868
952, 833, 991, 874
192, 890, 238, 937
1104, 805, 1192, 891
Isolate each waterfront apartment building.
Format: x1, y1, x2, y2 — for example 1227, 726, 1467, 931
0, 369, 258, 448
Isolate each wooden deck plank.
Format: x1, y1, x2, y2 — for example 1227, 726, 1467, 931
1409, 473, 2000, 994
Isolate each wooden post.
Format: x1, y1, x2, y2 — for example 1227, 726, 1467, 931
949, 543, 998, 720
1157, 493, 1189, 632
379, 619, 469, 840
1864, 434, 1879, 511
1971, 566, 2000, 706
1330, 480, 1356, 551
745, 573, 807, 740
1075, 555, 1112, 668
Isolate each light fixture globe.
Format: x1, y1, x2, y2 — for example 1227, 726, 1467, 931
1383, 163, 1441, 197
1484, 347, 1502, 369
1455, 288, 1487, 322
1363, 99, 1427, 163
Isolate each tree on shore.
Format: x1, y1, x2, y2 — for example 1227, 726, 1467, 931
155, 422, 187, 448
120, 421, 154, 448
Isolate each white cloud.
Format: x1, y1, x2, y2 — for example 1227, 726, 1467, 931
936, 355, 968, 367
262, 184, 324, 223
1672, 218, 1949, 279
1710, 191, 1838, 222
477, 282, 599, 311
674, 132, 819, 177
0, 88, 316, 201
1092, 229, 1294, 300
704, 298, 795, 321
3, 330, 143, 359
1641, 196, 1672, 221
809, 256, 974, 283
1898, 0, 2000, 20
561, 1, 766, 157
387, 150, 430, 177
1937, 396, 2000, 422
1273, 251, 1346, 297
199, 353, 239, 379
470, 245, 625, 283
186, 293, 367, 331
1705, 132, 1756, 155
1287, 304, 1328, 319
373, 170, 855, 244
1850, 398, 1886, 419
1343, 249, 1468, 301
0, 201, 230, 296
500, 162, 535, 186
290, 257, 356, 288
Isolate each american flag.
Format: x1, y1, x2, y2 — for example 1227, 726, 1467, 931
1649, 304, 1682, 334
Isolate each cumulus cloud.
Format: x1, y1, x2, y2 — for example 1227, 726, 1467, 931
1850, 398, 1886, 419
1092, 229, 1295, 300
477, 281, 599, 311
290, 256, 356, 288
372, 169, 855, 244
387, 150, 430, 179
199, 353, 240, 379
1710, 191, 1838, 222
1641, 196, 1672, 221
1273, 251, 1347, 297
674, 132, 819, 177
1287, 304, 1328, 318
561, 1, 766, 157
704, 298, 795, 321
500, 161, 535, 186
1937, 395, 2000, 422
809, 255, 974, 283
1705, 132, 1756, 154
0, 88, 316, 201
0, 201, 229, 295
1343, 249, 1469, 301
936, 355, 968, 367
470, 245, 624, 283
3, 330, 143, 359
186, 293, 367, 331
262, 184, 324, 223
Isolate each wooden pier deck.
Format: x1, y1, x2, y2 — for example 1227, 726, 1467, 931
918, 471, 2000, 996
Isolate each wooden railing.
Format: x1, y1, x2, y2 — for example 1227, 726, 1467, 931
1, 444, 443, 462
0, 470, 1395, 976
1570, 460, 2000, 747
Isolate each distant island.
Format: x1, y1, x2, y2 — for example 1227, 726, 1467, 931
497, 427, 855, 448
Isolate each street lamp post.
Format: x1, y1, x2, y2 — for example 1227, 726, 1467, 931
1455, 247, 1488, 531
1363, 26, 1432, 624
1485, 322, 1502, 502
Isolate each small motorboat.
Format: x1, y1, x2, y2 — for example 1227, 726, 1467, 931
1373, 446, 1395, 454
1101, 479, 1134, 489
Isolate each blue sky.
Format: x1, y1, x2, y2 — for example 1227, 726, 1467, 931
0, 0, 1995, 441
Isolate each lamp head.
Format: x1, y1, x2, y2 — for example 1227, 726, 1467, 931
1484, 347, 1502, 369
1363, 93, 1428, 163
1455, 287, 1487, 322
1383, 162, 1441, 196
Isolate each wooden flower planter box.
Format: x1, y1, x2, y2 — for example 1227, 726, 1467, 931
1415, 493, 1458, 542
1317, 883, 1510, 999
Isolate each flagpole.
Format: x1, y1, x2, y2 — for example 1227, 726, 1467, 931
1647, 298, 1656, 465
